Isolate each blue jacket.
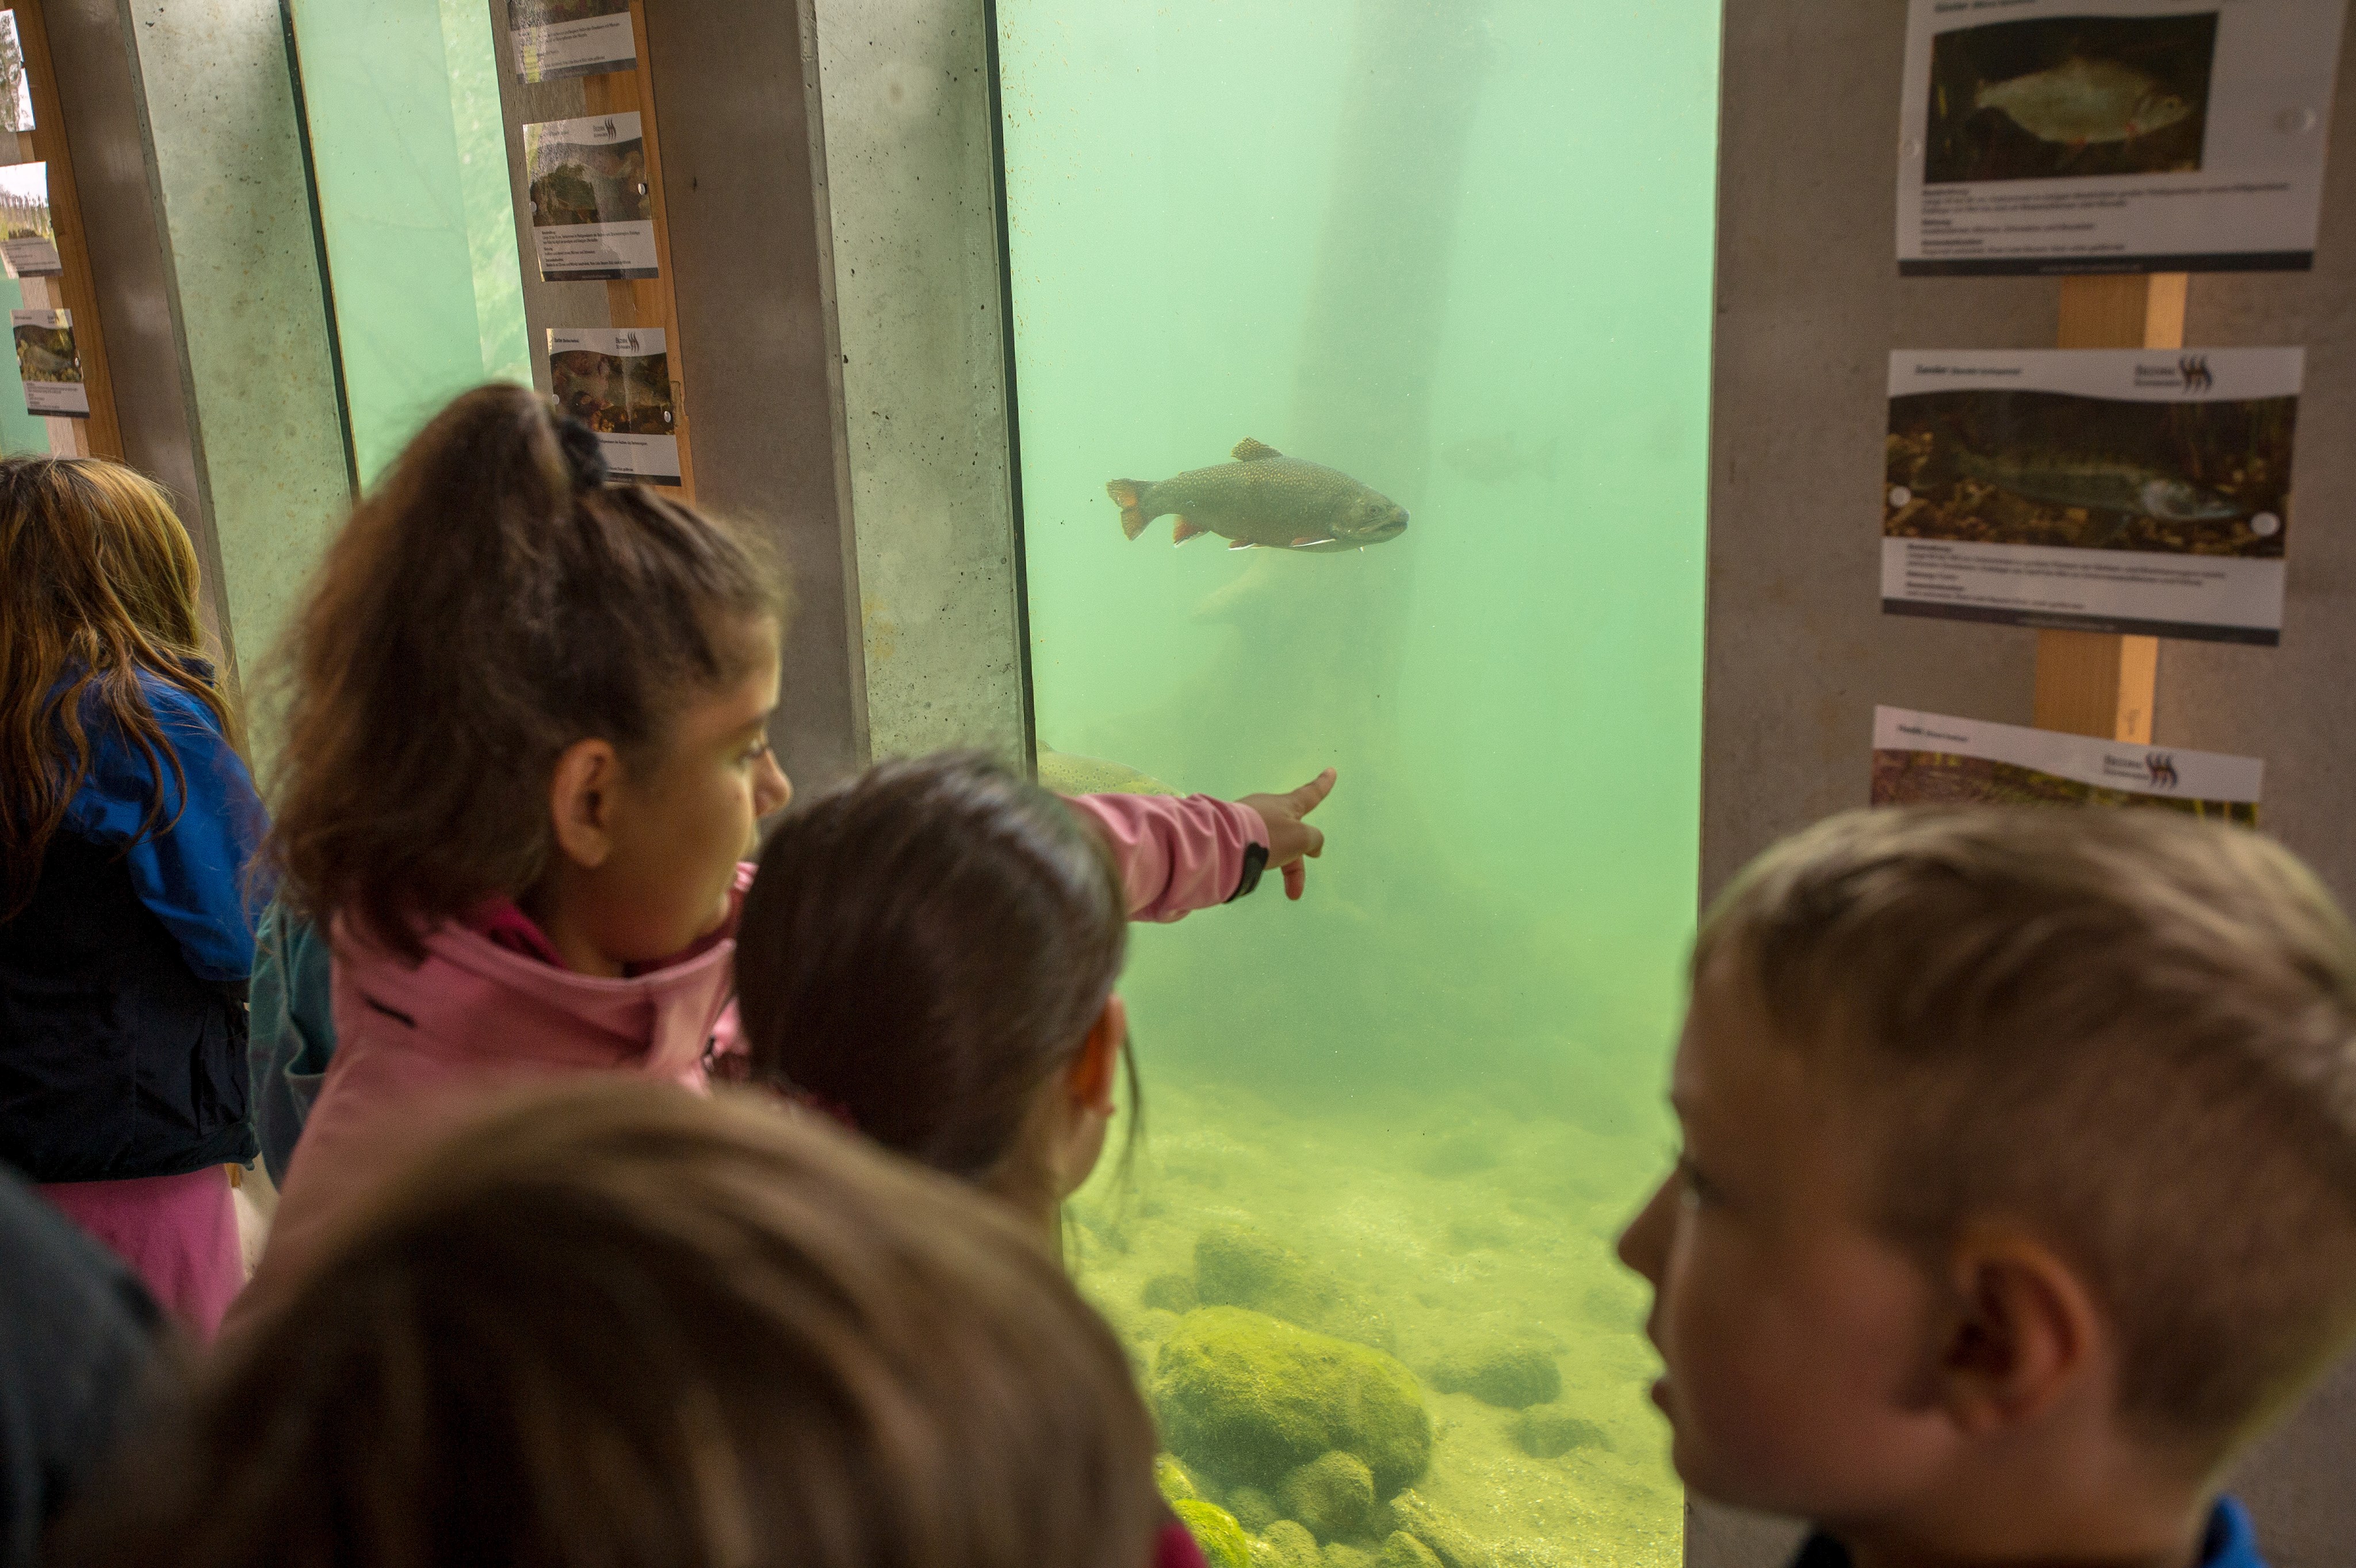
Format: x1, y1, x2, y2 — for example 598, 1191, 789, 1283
0, 667, 264, 1181
1789, 1498, 2263, 1568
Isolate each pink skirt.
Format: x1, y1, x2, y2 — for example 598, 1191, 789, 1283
40, 1165, 243, 1340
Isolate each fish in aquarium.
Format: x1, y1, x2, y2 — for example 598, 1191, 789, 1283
1952, 445, 2242, 522
1973, 59, 2194, 147
1035, 746, 1180, 797
1107, 438, 1409, 553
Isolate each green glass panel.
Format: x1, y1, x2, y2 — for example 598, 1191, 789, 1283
1000, 2, 1719, 1560
0, 274, 52, 455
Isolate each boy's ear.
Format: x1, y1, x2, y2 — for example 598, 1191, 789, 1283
1067, 994, 1127, 1115
548, 738, 621, 869
1934, 1225, 2103, 1436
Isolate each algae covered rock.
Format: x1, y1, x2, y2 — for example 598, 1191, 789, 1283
1176, 1500, 1251, 1568
1227, 1486, 1280, 1533
1279, 1450, 1374, 1540
1426, 1340, 1561, 1409
1157, 1452, 1199, 1504
1512, 1403, 1607, 1458
1325, 1547, 1377, 1568
1154, 1307, 1432, 1496
1378, 1533, 1441, 1568
1195, 1225, 1395, 1351
1388, 1491, 1497, 1568
1252, 1521, 1322, 1568
1145, 1271, 1201, 1313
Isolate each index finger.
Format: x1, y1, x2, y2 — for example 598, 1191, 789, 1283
1289, 767, 1337, 816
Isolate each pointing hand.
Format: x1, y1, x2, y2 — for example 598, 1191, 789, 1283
1240, 768, 1336, 900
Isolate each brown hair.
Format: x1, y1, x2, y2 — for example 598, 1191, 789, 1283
735, 752, 1132, 1200
1696, 806, 2356, 1450
0, 457, 240, 916
59, 1079, 1163, 1568
266, 384, 781, 958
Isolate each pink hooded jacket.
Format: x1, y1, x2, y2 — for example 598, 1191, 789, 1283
238, 793, 1264, 1322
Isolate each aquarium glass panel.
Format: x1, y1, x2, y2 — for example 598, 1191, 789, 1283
288, 0, 530, 484
997, 2, 1718, 1561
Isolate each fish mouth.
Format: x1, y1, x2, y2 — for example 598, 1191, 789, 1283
1367, 515, 1409, 541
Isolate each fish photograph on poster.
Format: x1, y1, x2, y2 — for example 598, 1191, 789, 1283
523, 113, 657, 281
548, 326, 679, 484
12, 306, 86, 416
1872, 707, 2259, 826
1885, 385, 2292, 558
1925, 12, 2216, 183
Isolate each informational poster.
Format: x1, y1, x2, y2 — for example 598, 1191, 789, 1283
0, 13, 33, 132
0, 162, 59, 278
1897, 0, 2347, 275
523, 112, 656, 281
1873, 706, 2260, 824
508, 0, 635, 85
549, 326, 679, 485
12, 306, 85, 416
1884, 348, 2298, 645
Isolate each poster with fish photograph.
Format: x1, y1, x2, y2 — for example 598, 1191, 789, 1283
523, 112, 657, 281
1873, 706, 2259, 825
12, 307, 84, 416
0, 162, 57, 279
548, 326, 680, 485
1884, 348, 2299, 645
1897, 0, 2346, 275
508, 0, 634, 85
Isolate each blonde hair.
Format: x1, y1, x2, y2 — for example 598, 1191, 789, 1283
1697, 806, 2356, 1449
62, 1081, 1163, 1568
0, 457, 238, 915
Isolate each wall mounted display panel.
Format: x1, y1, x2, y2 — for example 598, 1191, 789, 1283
997, 1, 1719, 1561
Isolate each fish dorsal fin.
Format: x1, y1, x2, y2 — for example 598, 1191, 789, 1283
1232, 438, 1282, 462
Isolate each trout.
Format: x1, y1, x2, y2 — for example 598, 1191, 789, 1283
1107, 438, 1409, 553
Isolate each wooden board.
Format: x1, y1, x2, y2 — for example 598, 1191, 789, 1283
2029, 273, 2186, 741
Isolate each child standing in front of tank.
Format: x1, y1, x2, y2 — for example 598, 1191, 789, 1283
0, 457, 264, 1338
1617, 806, 2356, 1568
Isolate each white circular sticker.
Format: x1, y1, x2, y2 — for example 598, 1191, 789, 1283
2275, 107, 2319, 135
2251, 513, 2281, 538
1888, 485, 1913, 508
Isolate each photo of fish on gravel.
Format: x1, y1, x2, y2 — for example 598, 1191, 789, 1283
1109, 438, 1410, 554
1886, 388, 2293, 557
1926, 12, 2216, 183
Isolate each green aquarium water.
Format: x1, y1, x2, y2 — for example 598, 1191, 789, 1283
996, 2, 1719, 1563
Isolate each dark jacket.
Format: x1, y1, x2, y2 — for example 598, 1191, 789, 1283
0, 669, 263, 1182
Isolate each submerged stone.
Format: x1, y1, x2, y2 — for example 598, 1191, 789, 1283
1325, 1547, 1378, 1568
1378, 1532, 1441, 1568
1388, 1491, 1497, 1568
1426, 1340, 1561, 1409
1513, 1403, 1608, 1459
1253, 1520, 1322, 1568
1157, 1452, 1199, 1504
1145, 1271, 1201, 1313
1279, 1450, 1374, 1540
1194, 1225, 1395, 1351
1176, 1500, 1252, 1568
1153, 1306, 1431, 1496
1228, 1486, 1280, 1533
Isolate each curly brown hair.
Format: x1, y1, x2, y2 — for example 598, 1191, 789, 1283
265, 384, 782, 959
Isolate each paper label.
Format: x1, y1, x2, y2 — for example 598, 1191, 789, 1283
1872, 705, 2259, 823
13, 306, 86, 416
525, 112, 657, 281
510, 1, 634, 84
0, 161, 58, 278
549, 325, 680, 484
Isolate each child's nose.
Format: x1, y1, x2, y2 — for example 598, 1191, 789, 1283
755, 752, 793, 818
1616, 1173, 1677, 1285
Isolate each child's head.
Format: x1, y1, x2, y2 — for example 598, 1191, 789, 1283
66, 1079, 1163, 1568
1618, 807, 2356, 1538
736, 752, 1131, 1219
0, 456, 236, 911
269, 385, 789, 967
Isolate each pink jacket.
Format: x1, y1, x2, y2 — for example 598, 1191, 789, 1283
238, 793, 1263, 1322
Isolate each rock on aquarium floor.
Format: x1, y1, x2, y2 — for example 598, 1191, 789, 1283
1065, 1074, 1681, 1568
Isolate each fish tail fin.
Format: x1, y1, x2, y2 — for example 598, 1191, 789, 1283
1107, 480, 1153, 541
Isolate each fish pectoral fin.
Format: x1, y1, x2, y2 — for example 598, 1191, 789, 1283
1289, 537, 1335, 549
1171, 515, 1209, 545
1227, 539, 1257, 550
1231, 437, 1282, 462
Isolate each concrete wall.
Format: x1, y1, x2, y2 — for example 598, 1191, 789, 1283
1697, 3, 2356, 1565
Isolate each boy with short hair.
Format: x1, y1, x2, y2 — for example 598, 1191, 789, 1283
1619, 806, 2356, 1568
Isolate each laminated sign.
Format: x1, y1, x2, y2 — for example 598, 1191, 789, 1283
524, 112, 657, 282
11, 306, 84, 416
548, 326, 680, 485
0, 162, 60, 279
508, 0, 635, 85
1883, 347, 2300, 645
1897, 0, 2348, 274
1872, 706, 2261, 824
